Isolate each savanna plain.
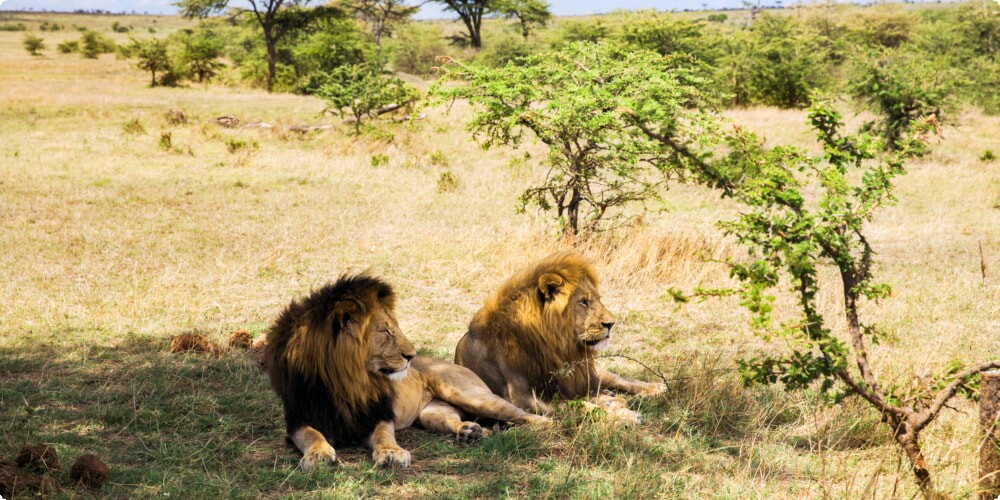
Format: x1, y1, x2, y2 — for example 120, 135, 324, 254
1, 9, 999, 499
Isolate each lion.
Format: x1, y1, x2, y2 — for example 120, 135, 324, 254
263, 274, 548, 471
455, 252, 664, 422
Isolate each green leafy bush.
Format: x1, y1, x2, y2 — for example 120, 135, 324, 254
317, 62, 419, 134
850, 9, 914, 49
387, 23, 452, 76
289, 22, 369, 92
125, 38, 175, 86
545, 19, 611, 48
57, 40, 80, 53
621, 12, 715, 65
476, 34, 536, 67
174, 28, 226, 83
23, 34, 45, 56
80, 30, 117, 59
744, 15, 829, 108
847, 48, 953, 150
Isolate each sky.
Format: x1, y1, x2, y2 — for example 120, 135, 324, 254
0, 1, 790, 19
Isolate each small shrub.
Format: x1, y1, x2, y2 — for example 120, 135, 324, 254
437, 171, 459, 193
111, 21, 131, 33
122, 118, 146, 135
317, 62, 419, 135
0, 23, 27, 32
428, 150, 449, 167
39, 21, 63, 31
57, 40, 79, 53
388, 23, 452, 76
224, 138, 258, 154
158, 131, 173, 151
80, 30, 116, 59
546, 19, 611, 47
370, 154, 389, 167
23, 34, 45, 56
164, 110, 188, 126
477, 36, 536, 67
362, 124, 396, 143
707, 13, 727, 23
981, 150, 997, 162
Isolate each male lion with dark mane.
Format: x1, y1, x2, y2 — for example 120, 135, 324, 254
264, 274, 548, 471
455, 252, 664, 423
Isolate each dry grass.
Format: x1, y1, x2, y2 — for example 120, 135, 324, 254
1, 11, 999, 499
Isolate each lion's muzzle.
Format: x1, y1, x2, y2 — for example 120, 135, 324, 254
380, 363, 411, 381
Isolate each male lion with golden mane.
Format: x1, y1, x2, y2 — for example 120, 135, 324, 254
264, 274, 547, 471
455, 252, 664, 422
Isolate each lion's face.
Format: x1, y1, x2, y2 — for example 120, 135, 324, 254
570, 277, 616, 352
364, 305, 416, 381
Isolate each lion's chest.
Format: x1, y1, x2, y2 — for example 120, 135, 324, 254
390, 370, 434, 430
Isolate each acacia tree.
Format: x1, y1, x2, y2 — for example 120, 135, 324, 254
127, 38, 172, 86
176, 28, 225, 82
494, 0, 551, 40
434, 42, 714, 236
655, 101, 999, 497
339, 0, 417, 45
429, 0, 491, 49
176, 0, 321, 92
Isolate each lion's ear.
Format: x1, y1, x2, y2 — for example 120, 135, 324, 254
331, 299, 363, 331
538, 273, 565, 302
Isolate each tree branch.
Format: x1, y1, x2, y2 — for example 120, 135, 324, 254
914, 360, 1000, 431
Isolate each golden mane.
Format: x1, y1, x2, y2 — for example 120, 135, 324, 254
469, 251, 601, 399
264, 275, 394, 427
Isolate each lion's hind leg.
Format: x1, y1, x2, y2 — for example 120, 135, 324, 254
419, 399, 484, 444
415, 357, 551, 426
291, 426, 337, 471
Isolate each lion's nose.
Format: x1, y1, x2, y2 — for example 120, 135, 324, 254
601, 321, 615, 332
402, 353, 415, 362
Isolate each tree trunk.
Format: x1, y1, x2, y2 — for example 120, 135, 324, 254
566, 186, 581, 236
981, 370, 1000, 499
151, 69, 157, 87
264, 33, 277, 92
471, 16, 482, 49
894, 423, 939, 499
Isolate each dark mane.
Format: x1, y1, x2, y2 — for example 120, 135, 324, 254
263, 274, 396, 446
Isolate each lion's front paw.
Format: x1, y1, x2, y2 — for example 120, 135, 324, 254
299, 442, 337, 472
589, 399, 641, 427
456, 422, 484, 444
635, 382, 666, 397
519, 414, 553, 427
605, 406, 642, 427
372, 445, 411, 468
